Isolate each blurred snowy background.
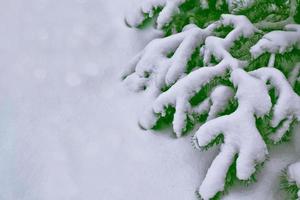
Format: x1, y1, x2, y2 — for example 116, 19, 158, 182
0, 0, 299, 199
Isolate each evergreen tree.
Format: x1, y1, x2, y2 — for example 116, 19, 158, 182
123, 0, 300, 199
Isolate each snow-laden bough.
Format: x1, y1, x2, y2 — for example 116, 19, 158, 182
123, 1, 300, 199
122, 22, 220, 93
193, 68, 270, 199
125, 0, 256, 30
138, 14, 257, 137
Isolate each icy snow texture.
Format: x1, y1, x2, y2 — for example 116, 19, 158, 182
288, 162, 300, 198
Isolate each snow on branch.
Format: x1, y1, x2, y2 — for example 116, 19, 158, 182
250, 24, 300, 59
202, 14, 258, 65
125, 0, 185, 29
193, 69, 270, 199
122, 22, 220, 92
255, 0, 298, 30
250, 67, 300, 143
206, 85, 234, 121
123, 2, 300, 199
138, 14, 256, 137
125, 0, 257, 30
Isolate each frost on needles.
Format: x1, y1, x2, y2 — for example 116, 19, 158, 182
122, 0, 300, 199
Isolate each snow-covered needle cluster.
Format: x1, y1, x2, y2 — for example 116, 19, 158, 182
287, 162, 300, 199
281, 162, 300, 200
123, 0, 300, 199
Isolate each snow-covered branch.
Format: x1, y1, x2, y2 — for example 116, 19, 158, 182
122, 22, 220, 92
125, 0, 259, 30
138, 14, 256, 137
125, 0, 185, 29
255, 0, 298, 30
123, 2, 300, 199
250, 24, 300, 59
193, 69, 270, 199
250, 67, 300, 143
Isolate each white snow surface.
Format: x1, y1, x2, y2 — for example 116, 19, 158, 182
0, 0, 299, 200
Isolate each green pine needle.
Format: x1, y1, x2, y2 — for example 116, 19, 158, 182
280, 169, 299, 200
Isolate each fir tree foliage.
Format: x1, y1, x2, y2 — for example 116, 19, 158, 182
281, 162, 300, 200
123, 0, 300, 199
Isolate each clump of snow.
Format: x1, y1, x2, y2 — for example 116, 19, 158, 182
207, 85, 234, 120
201, 14, 258, 66
187, 85, 233, 121
122, 22, 220, 93
125, 0, 185, 29
194, 68, 270, 199
199, 0, 209, 9
250, 24, 300, 58
250, 67, 300, 143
